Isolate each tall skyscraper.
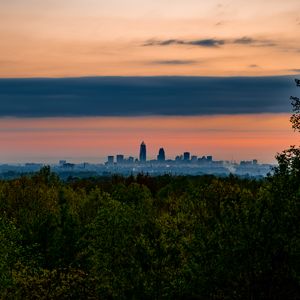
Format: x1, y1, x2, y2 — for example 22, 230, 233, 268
157, 148, 165, 161
139, 141, 147, 162
184, 152, 190, 161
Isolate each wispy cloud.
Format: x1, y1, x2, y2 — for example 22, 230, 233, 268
149, 60, 198, 65
143, 38, 225, 47
144, 36, 276, 48
189, 39, 225, 47
233, 37, 276, 47
233, 37, 256, 44
215, 21, 224, 26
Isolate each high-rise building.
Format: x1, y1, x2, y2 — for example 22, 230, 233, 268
207, 155, 213, 162
116, 154, 124, 164
128, 156, 134, 163
59, 160, 67, 166
139, 141, 147, 162
157, 148, 165, 161
107, 156, 114, 164
175, 155, 183, 161
191, 155, 197, 162
183, 152, 190, 161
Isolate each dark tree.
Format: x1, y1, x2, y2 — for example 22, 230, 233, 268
274, 79, 300, 177
290, 79, 300, 132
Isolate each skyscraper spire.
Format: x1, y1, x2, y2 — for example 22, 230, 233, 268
157, 148, 165, 161
139, 141, 146, 162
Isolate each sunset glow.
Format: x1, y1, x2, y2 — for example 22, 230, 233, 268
0, 114, 296, 163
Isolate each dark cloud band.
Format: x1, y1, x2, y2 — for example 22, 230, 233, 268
0, 76, 296, 117
144, 38, 225, 47
144, 36, 276, 48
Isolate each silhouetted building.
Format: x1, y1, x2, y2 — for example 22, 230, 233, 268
191, 155, 197, 162
128, 156, 134, 163
183, 152, 190, 161
157, 148, 165, 161
175, 155, 183, 161
139, 141, 147, 162
116, 154, 124, 164
240, 160, 253, 166
107, 156, 114, 164
62, 163, 75, 169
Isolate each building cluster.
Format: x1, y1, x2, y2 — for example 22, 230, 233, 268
105, 141, 214, 165
0, 141, 271, 180
97, 141, 271, 177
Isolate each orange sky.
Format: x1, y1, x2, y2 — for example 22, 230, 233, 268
1, 0, 300, 77
0, 114, 297, 163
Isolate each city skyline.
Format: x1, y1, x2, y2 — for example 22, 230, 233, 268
0, 113, 297, 164
0, 139, 272, 179
106, 141, 259, 165
0, 119, 296, 164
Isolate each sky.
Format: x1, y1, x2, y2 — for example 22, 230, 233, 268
1, 0, 300, 77
0, 0, 299, 163
0, 114, 296, 164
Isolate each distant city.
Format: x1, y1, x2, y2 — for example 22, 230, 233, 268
0, 141, 274, 179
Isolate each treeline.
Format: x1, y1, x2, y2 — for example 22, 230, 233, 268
0, 159, 299, 299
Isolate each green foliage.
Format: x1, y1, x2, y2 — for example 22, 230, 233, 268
0, 216, 23, 293
8, 265, 95, 299
0, 165, 300, 299
290, 94, 300, 132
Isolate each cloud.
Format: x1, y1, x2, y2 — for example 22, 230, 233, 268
0, 76, 296, 117
189, 39, 225, 47
143, 39, 180, 46
289, 69, 300, 73
233, 37, 256, 44
150, 60, 198, 65
143, 38, 225, 47
144, 36, 276, 48
215, 21, 224, 26
249, 64, 259, 68
233, 37, 276, 47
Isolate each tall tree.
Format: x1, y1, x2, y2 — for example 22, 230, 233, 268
290, 79, 300, 132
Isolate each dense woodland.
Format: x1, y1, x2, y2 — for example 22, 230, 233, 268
1, 87, 300, 299
0, 156, 299, 299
